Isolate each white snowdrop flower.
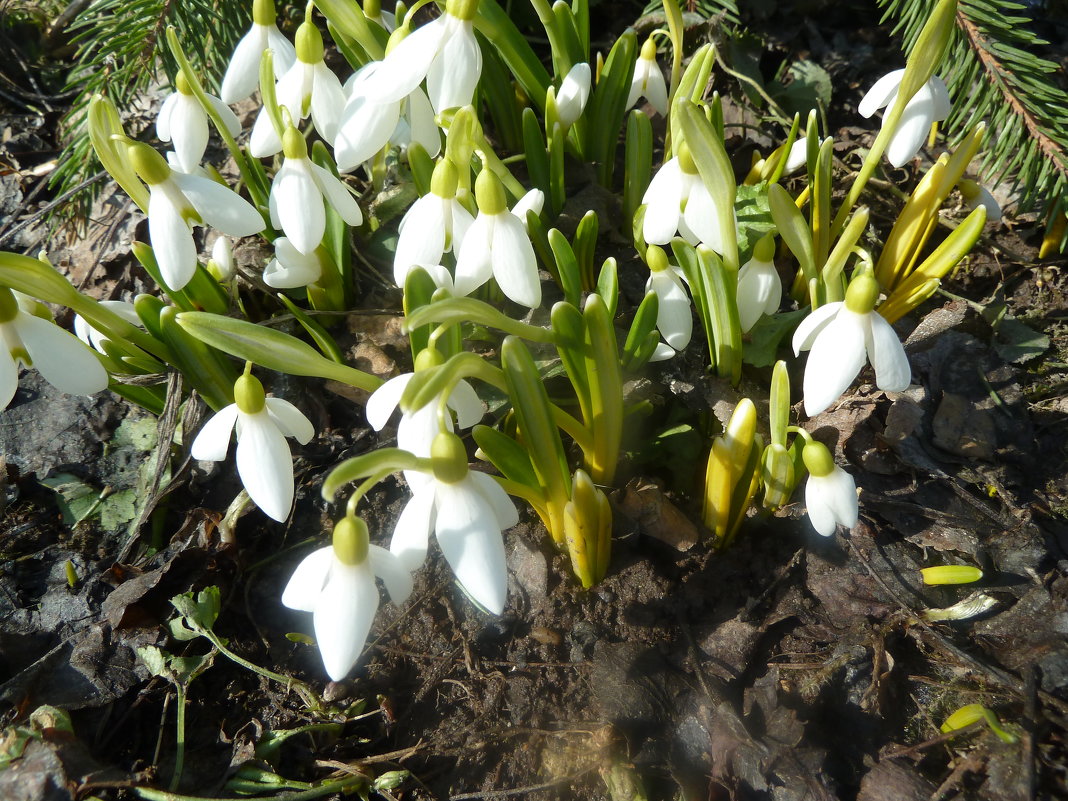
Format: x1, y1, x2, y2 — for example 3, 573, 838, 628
0, 288, 108, 410
645, 245, 691, 351
207, 236, 235, 282
366, 348, 484, 468
555, 62, 591, 128
454, 168, 541, 307
269, 127, 363, 256
736, 234, 782, 333
626, 38, 668, 116
801, 439, 858, 537
642, 142, 727, 253
785, 136, 808, 174
191, 372, 314, 522
282, 515, 413, 681
262, 237, 323, 289
393, 159, 473, 287
366, 0, 482, 114
335, 61, 440, 173
249, 20, 346, 157
792, 273, 910, 417
157, 72, 241, 174
959, 179, 1002, 222
128, 142, 265, 291
220, 0, 296, 105
74, 300, 141, 353
391, 432, 517, 614
858, 69, 950, 168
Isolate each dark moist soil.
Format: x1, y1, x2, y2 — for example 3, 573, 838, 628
2, 2, 1068, 800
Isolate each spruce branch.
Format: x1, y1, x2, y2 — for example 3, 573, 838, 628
879, 0, 1068, 212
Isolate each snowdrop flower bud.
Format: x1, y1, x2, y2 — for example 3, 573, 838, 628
191, 371, 315, 522
453, 168, 541, 307
801, 439, 858, 537
263, 237, 324, 288
390, 431, 517, 613
157, 72, 241, 174
736, 234, 782, 333
74, 300, 142, 353
626, 38, 668, 116
859, 69, 950, 168
268, 126, 364, 256
792, 273, 910, 416
249, 19, 346, 157
642, 142, 726, 253
645, 245, 691, 351
393, 159, 474, 287
785, 136, 808, 174
959, 179, 1002, 222
220, 0, 297, 105
281, 515, 413, 680
556, 62, 591, 128
128, 142, 265, 290
366, 0, 482, 114
208, 236, 235, 282
0, 287, 108, 410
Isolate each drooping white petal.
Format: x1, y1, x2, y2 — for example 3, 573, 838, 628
805, 475, 838, 536
886, 86, 938, 167
335, 82, 401, 170
447, 201, 473, 253
281, 546, 334, 612
0, 347, 18, 409
265, 25, 297, 77
265, 397, 315, 443
404, 88, 441, 157
433, 479, 508, 614
792, 301, 844, 354
310, 62, 345, 145
156, 92, 181, 145
15, 313, 109, 396
642, 159, 684, 245
397, 402, 448, 459
491, 213, 541, 308
511, 189, 544, 229
425, 18, 481, 113
468, 471, 519, 529
451, 214, 493, 298
447, 379, 484, 429
368, 544, 414, 603
371, 16, 448, 104
555, 62, 591, 128
822, 467, 859, 529
648, 269, 692, 350
681, 180, 723, 253
642, 61, 669, 116
785, 137, 809, 173
365, 373, 412, 430
394, 196, 447, 285
190, 403, 240, 461
649, 341, 677, 361
858, 69, 905, 118
235, 410, 295, 521
274, 159, 325, 255
310, 164, 363, 226
249, 108, 284, 158
206, 94, 242, 138
172, 172, 265, 236
391, 486, 436, 571
736, 259, 782, 333
167, 94, 209, 174
263, 238, 323, 288
802, 309, 868, 416
865, 312, 911, 392
148, 186, 197, 290
313, 558, 378, 680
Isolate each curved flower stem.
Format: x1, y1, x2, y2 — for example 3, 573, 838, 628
198, 629, 319, 710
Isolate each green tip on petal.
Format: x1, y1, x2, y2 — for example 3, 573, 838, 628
753, 233, 776, 262
282, 126, 308, 159
127, 142, 171, 185
844, 273, 880, 314
646, 244, 669, 273
0, 287, 19, 323
252, 0, 276, 26
430, 431, 468, 484
802, 440, 835, 477
430, 159, 460, 199
333, 515, 370, 565
474, 168, 507, 216
445, 0, 479, 21
295, 20, 324, 63
234, 373, 267, 414
677, 142, 698, 175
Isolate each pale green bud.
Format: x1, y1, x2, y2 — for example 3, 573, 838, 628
431, 431, 469, 484
474, 168, 507, 216
175, 72, 193, 96
801, 439, 834, 478
430, 159, 459, 199
295, 20, 324, 64
753, 232, 776, 263
333, 515, 370, 565
445, 0, 479, 21
282, 126, 308, 160
252, 0, 276, 26
646, 244, 669, 273
844, 273, 880, 314
234, 373, 266, 414
677, 142, 698, 175
127, 142, 171, 186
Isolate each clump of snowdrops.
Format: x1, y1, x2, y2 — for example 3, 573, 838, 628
0, 0, 997, 682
